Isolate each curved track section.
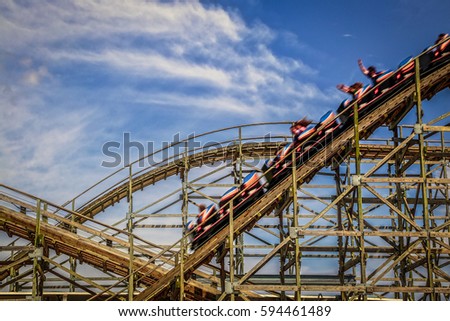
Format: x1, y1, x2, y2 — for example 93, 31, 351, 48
76, 141, 286, 219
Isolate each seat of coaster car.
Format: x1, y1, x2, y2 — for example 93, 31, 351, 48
219, 186, 239, 209
197, 204, 217, 232
241, 171, 262, 198
296, 124, 316, 142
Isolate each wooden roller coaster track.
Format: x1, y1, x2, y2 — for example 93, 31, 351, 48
0, 55, 449, 301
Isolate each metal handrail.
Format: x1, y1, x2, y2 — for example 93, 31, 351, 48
63, 122, 292, 212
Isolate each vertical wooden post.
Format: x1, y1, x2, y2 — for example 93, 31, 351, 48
442, 131, 450, 249
353, 101, 367, 299
70, 199, 77, 293
235, 127, 245, 275
335, 165, 346, 300
414, 57, 435, 300
292, 146, 301, 300
9, 241, 17, 292
180, 142, 189, 301
127, 165, 134, 301
32, 199, 42, 301
229, 203, 235, 301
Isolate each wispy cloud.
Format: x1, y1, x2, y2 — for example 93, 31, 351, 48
0, 1, 243, 49
47, 49, 234, 88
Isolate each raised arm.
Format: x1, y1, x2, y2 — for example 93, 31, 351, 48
295, 117, 312, 127
336, 83, 351, 94
358, 58, 369, 76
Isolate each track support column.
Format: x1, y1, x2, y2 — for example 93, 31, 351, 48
31, 199, 43, 301
414, 58, 435, 300
292, 145, 302, 300
179, 143, 190, 301
334, 165, 347, 300
70, 199, 77, 293
235, 127, 245, 275
127, 165, 135, 301
353, 101, 367, 299
229, 203, 237, 300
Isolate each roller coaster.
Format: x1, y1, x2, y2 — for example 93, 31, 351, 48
1, 36, 449, 301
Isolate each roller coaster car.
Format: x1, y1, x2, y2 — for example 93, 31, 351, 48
418, 47, 434, 72
336, 98, 351, 124
294, 123, 318, 157
191, 204, 218, 250
239, 171, 265, 207
372, 70, 395, 96
395, 56, 415, 81
241, 171, 262, 194
314, 110, 340, 136
262, 158, 274, 184
262, 142, 294, 186
339, 57, 419, 126
186, 219, 198, 243
337, 84, 373, 124
275, 142, 295, 167
191, 186, 241, 250
197, 204, 218, 233
433, 36, 450, 60
267, 111, 340, 189
295, 111, 341, 165
418, 37, 450, 72
216, 172, 264, 221
295, 124, 316, 145
190, 173, 264, 251
428, 37, 450, 72
267, 125, 319, 188
218, 186, 240, 210
339, 40, 449, 137
362, 46, 450, 117
265, 142, 296, 189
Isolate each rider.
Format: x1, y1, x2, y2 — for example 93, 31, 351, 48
434, 33, 449, 58
358, 59, 389, 85
290, 117, 312, 140
336, 82, 364, 99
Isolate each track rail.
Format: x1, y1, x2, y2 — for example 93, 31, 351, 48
77, 141, 286, 219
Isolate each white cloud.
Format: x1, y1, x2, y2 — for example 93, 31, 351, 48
0, 0, 243, 50
131, 90, 259, 117
48, 49, 233, 88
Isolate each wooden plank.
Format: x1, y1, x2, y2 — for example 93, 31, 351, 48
293, 229, 450, 238
0, 205, 164, 283
423, 125, 450, 132
361, 177, 424, 184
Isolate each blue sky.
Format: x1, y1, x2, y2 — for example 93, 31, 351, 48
1, 0, 449, 203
